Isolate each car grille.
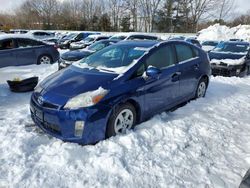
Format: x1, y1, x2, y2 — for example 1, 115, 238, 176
212, 68, 232, 76
33, 95, 59, 109
31, 97, 61, 136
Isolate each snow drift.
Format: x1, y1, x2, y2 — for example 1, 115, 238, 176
198, 24, 250, 42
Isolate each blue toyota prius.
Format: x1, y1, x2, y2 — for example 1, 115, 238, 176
30, 40, 211, 144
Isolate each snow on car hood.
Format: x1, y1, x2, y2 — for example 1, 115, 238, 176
210, 57, 245, 66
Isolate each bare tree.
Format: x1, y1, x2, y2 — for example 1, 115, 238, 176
139, 0, 163, 32
218, 0, 235, 20
189, 0, 217, 32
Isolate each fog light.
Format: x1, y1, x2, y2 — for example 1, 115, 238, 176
75, 121, 85, 137
236, 69, 241, 74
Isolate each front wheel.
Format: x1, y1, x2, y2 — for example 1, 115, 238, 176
195, 78, 208, 99
106, 103, 137, 138
37, 55, 52, 65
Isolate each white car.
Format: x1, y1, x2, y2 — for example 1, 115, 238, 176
69, 34, 109, 50
110, 33, 159, 41
26, 30, 55, 40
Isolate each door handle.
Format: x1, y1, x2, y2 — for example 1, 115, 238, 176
172, 71, 181, 82
172, 71, 181, 77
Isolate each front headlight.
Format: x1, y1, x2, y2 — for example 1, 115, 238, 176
64, 87, 108, 110
236, 68, 241, 74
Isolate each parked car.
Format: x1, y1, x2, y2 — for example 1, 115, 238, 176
30, 40, 210, 145
57, 32, 101, 49
59, 39, 120, 70
170, 37, 202, 48
0, 35, 59, 68
209, 41, 250, 77
9, 29, 29, 34
42, 37, 59, 45
110, 33, 160, 41
201, 40, 219, 52
185, 38, 202, 48
70, 35, 110, 50
26, 30, 55, 40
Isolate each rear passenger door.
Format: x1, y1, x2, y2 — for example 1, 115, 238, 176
0, 39, 17, 68
15, 39, 38, 65
175, 43, 201, 98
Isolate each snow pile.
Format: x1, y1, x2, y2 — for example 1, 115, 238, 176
1, 64, 250, 187
198, 24, 234, 41
210, 57, 245, 66
198, 24, 250, 42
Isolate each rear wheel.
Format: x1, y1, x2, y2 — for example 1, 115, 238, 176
195, 77, 208, 98
37, 55, 52, 65
106, 103, 137, 138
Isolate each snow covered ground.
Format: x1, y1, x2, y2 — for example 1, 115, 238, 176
1, 63, 250, 188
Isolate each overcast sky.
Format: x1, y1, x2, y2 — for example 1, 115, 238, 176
0, 0, 249, 15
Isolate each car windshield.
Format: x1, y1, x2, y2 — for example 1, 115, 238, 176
78, 44, 149, 73
88, 41, 106, 52
213, 42, 249, 53
83, 37, 95, 43
64, 33, 77, 40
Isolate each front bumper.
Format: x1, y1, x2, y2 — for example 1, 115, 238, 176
30, 93, 111, 144
211, 64, 246, 77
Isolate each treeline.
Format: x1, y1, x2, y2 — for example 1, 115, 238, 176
0, 0, 243, 33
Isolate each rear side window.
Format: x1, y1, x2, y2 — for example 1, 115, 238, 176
145, 45, 175, 69
17, 39, 44, 48
0, 39, 15, 50
175, 44, 194, 62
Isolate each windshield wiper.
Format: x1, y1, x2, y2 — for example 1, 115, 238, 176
98, 68, 116, 73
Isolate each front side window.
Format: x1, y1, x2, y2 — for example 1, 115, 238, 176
175, 44, 194, 62
0, 39, 15, 50
145, 45, 176, 69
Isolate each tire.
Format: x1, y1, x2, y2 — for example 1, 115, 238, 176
195, 77, 208, 99
106, 103, 137, 138
247, 66, 250, 75
37, 55, 52, 65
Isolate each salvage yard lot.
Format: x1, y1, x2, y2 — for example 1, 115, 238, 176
0, 63, 250, 188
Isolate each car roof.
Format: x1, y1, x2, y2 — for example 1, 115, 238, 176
0, 34, 35, 40
112, 32, 158, 38
115, 40, 159, 47
87, 34, 108, 38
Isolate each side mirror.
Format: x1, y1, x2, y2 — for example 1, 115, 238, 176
145, 66, 161, 79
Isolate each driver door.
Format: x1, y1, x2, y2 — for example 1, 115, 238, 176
142, 44, 180, 116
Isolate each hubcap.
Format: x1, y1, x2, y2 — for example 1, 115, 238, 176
197, 82, 206, 98
114, 109, 134, 134
40, 56, 51, 64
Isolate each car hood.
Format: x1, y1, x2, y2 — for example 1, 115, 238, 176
209, 51, 246, 60
61, 50, 93, 61
39, 66, 117, 105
